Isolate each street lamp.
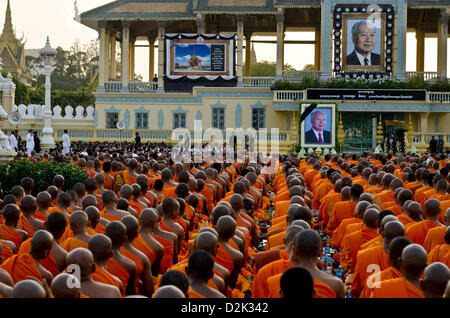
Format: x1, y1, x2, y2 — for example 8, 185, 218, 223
39, 36, 57, 153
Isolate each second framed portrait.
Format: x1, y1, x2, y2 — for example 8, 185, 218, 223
300, 104, 336, 149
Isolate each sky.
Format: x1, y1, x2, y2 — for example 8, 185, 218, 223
2, 0, 448, 81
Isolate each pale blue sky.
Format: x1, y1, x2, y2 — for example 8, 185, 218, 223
1, 0, 447, 81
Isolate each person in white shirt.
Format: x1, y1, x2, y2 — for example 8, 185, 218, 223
26, 129, 34, 157
9, 130, 18, 152
62, 129, 71, 155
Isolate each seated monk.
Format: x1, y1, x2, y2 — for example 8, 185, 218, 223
11, 279, 47, 298
51, 273, 81, 298
61, 211, 92, 252
420, 262, 450, 298
427, 227, 450, 264
85, 206, 107, 234
88, 234, 123, 294
279, 267, 315, 299
1, 230, 54, 284
101, 190, 130, 222
152, 285, 185, 298
18, 195, 44, 236
66, 247, 121, 298
105, 221, 137, 296
19, 212, 68, 277
360, 236, 412, 298
153, 206, 178, 273
267, 230, 344, 298
158, 270, 189, 298
326, 185, 360, 235
230, 194, 259, 249
160, 198, 184, 255
350, 220, 405, 297
35, 191, 52, 221
114, 158, 139, 193
252, 225, 303, 298
121, 215, 154, 297
186, 250, 226, 298
405, 199, 444, 246
370, 244, 427, 298
135, 209, 164, 276
47, 192, 72, 220
131, 183, 150, 213
1, 204, 28, 249
318, 179, 343, 228
118, 185, 138, 217
136, 175, 157, 208
423, 208, 450, 253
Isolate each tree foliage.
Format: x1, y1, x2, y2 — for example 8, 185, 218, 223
246, 61, 296, 77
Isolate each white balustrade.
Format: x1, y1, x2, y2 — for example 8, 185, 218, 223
53, 105, 62, 119
406, 71, 441, 81
105, 81, 122, 92
428, 92, 450, 103
128, 82, 158, 92
274, 90, 304, 101
242, 77, 274, 87
282, 70, 320, 81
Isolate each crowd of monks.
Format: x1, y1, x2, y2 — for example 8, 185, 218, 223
0, 145, 450, 298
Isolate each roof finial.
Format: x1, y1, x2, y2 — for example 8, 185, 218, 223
1, 0, 17, 42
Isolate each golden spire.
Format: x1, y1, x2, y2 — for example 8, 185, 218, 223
1, 0, 16, 42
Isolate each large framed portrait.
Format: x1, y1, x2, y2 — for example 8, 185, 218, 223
300, 104, 336, 149
342, 13, 385, 72
333, 5, 394, 78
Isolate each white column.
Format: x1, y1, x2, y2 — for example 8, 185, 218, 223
41, 61, 55, 152
236, 15, 244, 86
110, 33, 116, 79
104, 29, 110, 82
438, 9, 449, 78
98, 23, 107, 89
121, 21, 130, 90
148, 37, 155, 81
275, 12, 284, 80
197, 14, 206, 34
157, 22, 165, 91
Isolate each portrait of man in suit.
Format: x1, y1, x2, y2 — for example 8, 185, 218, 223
346, 21, 381, 66
304, 111, 331, 144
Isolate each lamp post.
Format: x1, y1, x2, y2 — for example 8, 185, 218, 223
39, 36, 57, 153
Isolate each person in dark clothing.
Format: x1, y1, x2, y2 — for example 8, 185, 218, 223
429, 136, 438, 154
135, 132, 141, 148
437, 136, 444, 154
33, 131, 41, 153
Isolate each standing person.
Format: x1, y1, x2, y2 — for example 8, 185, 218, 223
62, 130, 71, 155
9, 130, 18, 152
135, 132, 141, 149
26, 129, 34, 157
437, 136, 444, 154
429, 136, 438, 154
33, 131, 41, 154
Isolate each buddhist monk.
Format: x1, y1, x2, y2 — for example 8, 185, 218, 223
66, 247, 121, 298
326, 185, 362, 234
252, 225, 303, 298
267, 230, 344, 298
360, 236, 412, 298
61, 211, 92, 252
118, 185, 138, 217
427, 227, 450, 264
159, 270, 190, 298
370, 244, 427, 298
186, 250, 226, 298
19, 195, 44, 236
1, 230, 54, 284
35, 191, 52, 221
121, 215, 154, 297
424, 208, 450, 253
87, 234, 123, 293
160, 198, 184, 254
85, 206, 107, 234
351, 220, 405, 297
51, 273, 81, 298
279, 267, 315, 299
12, 279, 48, 298
136, 208, 164, 276
405, 198, 444, 246
420, 262, 450, 298
104, 221, 137, 295
1, 204, 28, 248
101, 190, 130, 222
152, 285, 185, 298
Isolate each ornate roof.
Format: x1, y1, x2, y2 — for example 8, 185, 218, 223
194, 0, 277, 14
80, 0, 196, 23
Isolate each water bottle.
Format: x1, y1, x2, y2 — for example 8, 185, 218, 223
345, 285, 352, 298
324, 244, 330, 255
326, 266, 332, 274
335, 265, 343, 279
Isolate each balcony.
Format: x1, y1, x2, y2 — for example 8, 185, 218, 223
406, 72, 441, 81
242, 77, 275, 87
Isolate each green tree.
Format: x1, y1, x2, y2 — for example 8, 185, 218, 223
303, 64, 315, 71
247, 61, 295, 77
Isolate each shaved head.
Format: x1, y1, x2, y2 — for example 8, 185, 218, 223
12, 280, 46, 298
51, 273, 81, 298
88, 234, 113, 262
194, 232, 219, 256
284, 225, 304, 246
400, 244, 427, 277
294, 230, 321, 259
363, 209, 379, 228
152, 285, 185, 298
66, 247, 95, 280
69, 210, 89, 234
421, 262, 450, 298
216, 215, 236, 240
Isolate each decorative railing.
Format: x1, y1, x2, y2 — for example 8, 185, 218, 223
427, 91, 450, 103
105, 81, 122, 92
128, 82, 158, 92
282, 70, 321, 81
12, 104, 95, 121
411, 133, 450, 144
273, 90, 305, 102
57, 130, 94, 139
242, 77, 274, 87
406, 71, 441, 81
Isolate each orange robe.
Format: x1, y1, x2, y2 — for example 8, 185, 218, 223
370, 277, 424, 298
252, 250, 292, 298
312, 182, 333, 210
60, 237, 89, 252
154, 234, 174, 274
215, 243, 235, 273
17, 215, 36, 236
374, 190, 394, 207
273, 200, 290, 218
427, 244, 450, 264
121, 247, 144, 293
350, 245, 390, 297
0, 254, 42, 283
326, 201, 357, 234
318, 192, 340, 227
17, 238, 60, 277
332, 217, 363, 249
423, 226, 446, 253
360, 266, 402, 298
92, 264, 122, 291
266, 274, 336, 298
397, 214, 414, 228
1, 241, 13, 261
405, 220, 440, 246
168, 259, 219, 291
342, 227, 380, 271
106, 258, 130, 292
0, 225, 23, 249
131, 234, 157, 264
